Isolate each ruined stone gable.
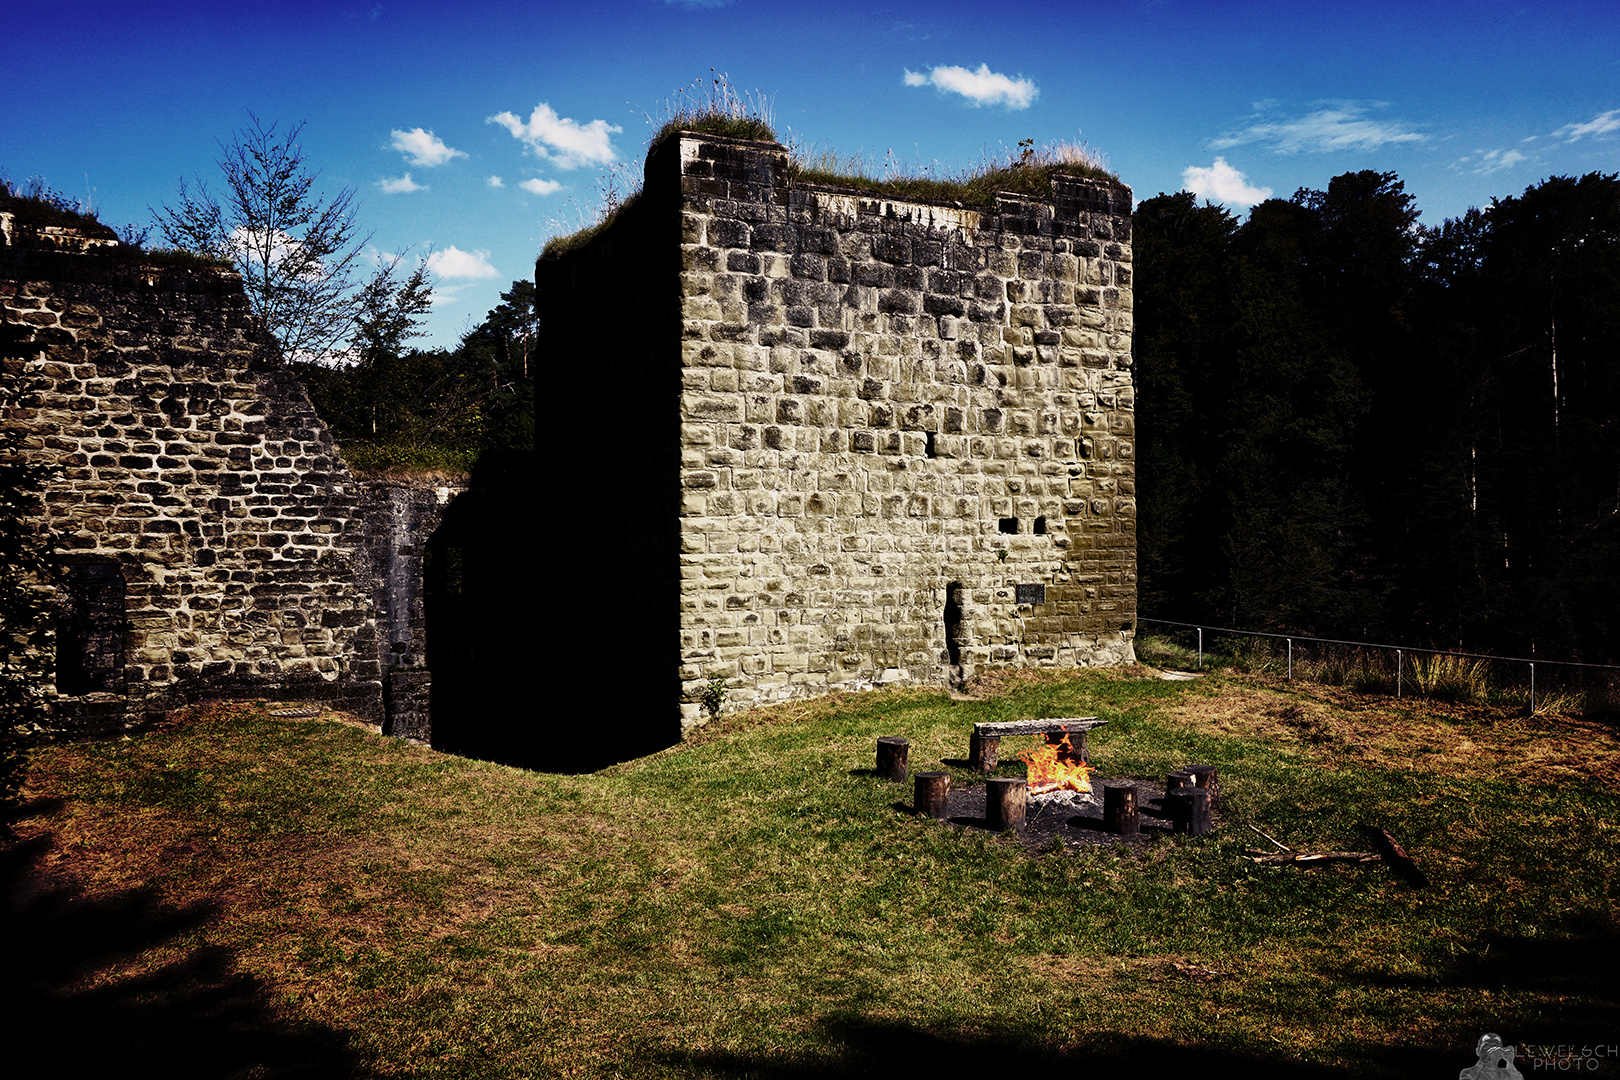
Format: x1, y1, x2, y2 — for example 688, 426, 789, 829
538, 132, 1137, 734
0, 215, 451, 737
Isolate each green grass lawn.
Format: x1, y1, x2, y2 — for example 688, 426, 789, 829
6, 668, 1618, 1078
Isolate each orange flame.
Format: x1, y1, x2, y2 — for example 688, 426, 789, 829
1020, 733, 1094, 795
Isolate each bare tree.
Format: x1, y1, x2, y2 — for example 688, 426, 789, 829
154, 114, 431, 363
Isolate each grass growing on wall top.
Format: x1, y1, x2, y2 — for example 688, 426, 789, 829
649, 70, 778, 147
542, 72, 774, 260
540, 136, 1119, 260
540, 71, 1120, 260
12, 668, 1620, 1077
789, 137, 1118, 207
539, 197, 638, 259
1, 173, 231, 268
0, 174, 109, 236
335, 441, 478, 479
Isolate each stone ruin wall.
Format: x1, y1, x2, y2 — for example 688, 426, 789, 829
540, 132, 1138, 733
0, 215, 452, 737
676, 135, 1138, 723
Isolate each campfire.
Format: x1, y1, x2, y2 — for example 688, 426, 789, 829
896, 721, 1225, 841
1020, 733, 1095, 797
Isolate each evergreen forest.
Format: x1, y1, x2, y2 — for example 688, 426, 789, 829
1136, 170, 1620, 665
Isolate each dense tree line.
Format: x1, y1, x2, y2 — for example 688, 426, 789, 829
298, 281, 536, 471
1136, 170, 1620, 663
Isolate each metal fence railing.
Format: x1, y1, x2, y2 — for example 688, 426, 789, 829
1137, 617, 1620, 713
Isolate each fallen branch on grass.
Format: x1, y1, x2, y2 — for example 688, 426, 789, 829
1365, 825, 1430, 887
1243, 825, 1429, 887
1247, 823, 1293, 852
1245, 850, 1380, 865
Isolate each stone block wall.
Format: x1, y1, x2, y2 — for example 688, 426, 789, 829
539, 132, 1137, 733
355, 479, 463, 742
1, 216, 387, 733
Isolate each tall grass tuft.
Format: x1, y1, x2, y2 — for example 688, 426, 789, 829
650, 70, 777, 146
1410, 652, 1491, 702
543, 72, 775, 259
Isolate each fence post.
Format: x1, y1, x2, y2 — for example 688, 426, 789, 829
1396, 649, 1402, 698
1197, 627, 1203, 670
1529, 661, 1535, 713
1287, 637, 1293, 681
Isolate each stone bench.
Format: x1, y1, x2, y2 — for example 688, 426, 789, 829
968, 717, 1108, 771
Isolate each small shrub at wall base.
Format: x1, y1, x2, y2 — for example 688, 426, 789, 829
702, 676, 728, 719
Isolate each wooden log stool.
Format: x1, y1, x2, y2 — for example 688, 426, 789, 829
1183, 764, 1220, 809
968, 728, 1001, 772
1167, 786, 1212, 835
1103, 782, 1139, 835
914, 772, 950, 818
876, 736, 909, 782
986, 777, 1027, 830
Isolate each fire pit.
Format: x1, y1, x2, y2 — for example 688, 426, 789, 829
889, 722, 1222, 854
919, 775, 1175, 852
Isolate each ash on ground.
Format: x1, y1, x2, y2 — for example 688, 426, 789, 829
922, 775, 1206, 855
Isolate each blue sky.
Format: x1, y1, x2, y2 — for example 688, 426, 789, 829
5, 0, 1617, 351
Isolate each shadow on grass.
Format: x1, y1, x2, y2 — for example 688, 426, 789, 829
653, 1013, 1449, 1077
1346, 910, 1620, 1053
0, 829, 367, 1079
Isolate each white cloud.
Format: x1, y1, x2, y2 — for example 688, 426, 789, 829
1556, 108, 1620, 142
902, 64, 1037, 110
378, 173, 425, 194
1212, 102, 1426, 154
389, 127, 467, 167
488, 104, 620, 169
1182, 159, 1273, 208
1474, 148, 1528, 175
425, 246, 498, 280
230, 227, 322, 280
427, 283, 466, 308
520, 177, 562, 196
487, 175, 504, 188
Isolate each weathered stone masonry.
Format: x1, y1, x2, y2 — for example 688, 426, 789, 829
539, 132, 1137, 734
0, 216, 453, 737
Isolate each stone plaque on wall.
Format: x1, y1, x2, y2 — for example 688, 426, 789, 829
1016, 584, 1046, 605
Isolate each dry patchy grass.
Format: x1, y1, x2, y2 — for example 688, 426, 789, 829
6, 675, 1618, 1078
1153, 677, 1620, 786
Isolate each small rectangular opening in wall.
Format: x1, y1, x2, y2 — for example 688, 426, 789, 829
998, 517, 1018, 534
944, 581, 966, 669
1033, 516, 1047, 535
57, 559, 126, 695
925, 431, 937, 459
